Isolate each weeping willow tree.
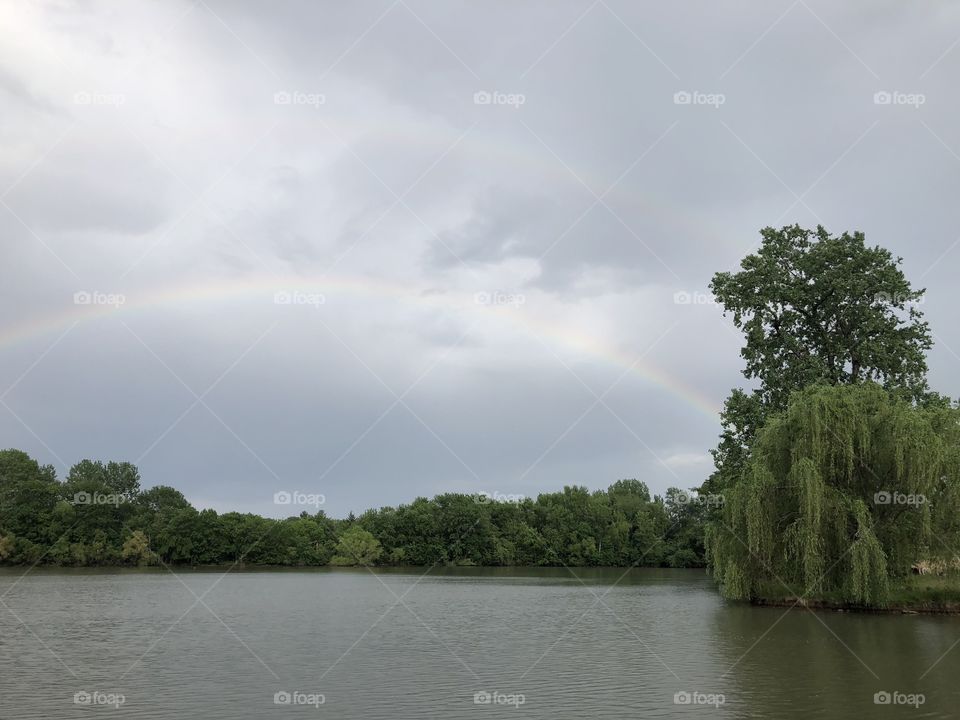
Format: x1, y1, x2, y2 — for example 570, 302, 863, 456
707, 383, 960, 606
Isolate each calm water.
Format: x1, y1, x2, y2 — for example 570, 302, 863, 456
0, 566, 956, 718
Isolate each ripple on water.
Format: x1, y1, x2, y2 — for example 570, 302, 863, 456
0, 568, 958, 719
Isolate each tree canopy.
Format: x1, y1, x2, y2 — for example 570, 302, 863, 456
707, 225, 936, 494
705, 225, 958, 606
707, 383, 960, 605
0, 450, 705, 569
711, 225, 931, 408
331, 526, 382, 566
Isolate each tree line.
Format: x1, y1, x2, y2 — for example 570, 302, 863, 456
0, 452, 706, 568
5, 224, 956, 607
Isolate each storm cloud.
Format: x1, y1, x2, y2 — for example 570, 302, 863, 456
2, 1, 959, 516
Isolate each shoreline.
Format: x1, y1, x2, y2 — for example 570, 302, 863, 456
5, 565, 959, 614
750, 596, 960, 615
0, 562, 706, 572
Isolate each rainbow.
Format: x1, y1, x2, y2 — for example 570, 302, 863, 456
0, 273, 721, 420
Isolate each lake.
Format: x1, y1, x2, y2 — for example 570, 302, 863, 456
0, 567, 956, 718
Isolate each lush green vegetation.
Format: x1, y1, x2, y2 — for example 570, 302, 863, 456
0, 452, 705, 568
705, 225, 960, 607
707, 383, 960, 605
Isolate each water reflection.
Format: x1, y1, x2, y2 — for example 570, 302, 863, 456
0, 567, 956, 719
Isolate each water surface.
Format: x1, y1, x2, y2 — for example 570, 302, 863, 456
0, 567, 955, 718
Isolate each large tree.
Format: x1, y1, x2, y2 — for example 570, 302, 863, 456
707, 383, 960, 605
707, 225, 935, 491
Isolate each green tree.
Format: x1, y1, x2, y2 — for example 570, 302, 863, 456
218, 513, 278, 564
62, 460, 142, 546
389, 498, 446, 565
121, 530, 156, 565
0, 451, 704, 569
66, 460, 141, 499
136, 485, 190, 513
707, 384, 960, 605
707, 225, 934, 493
0, 449, 60, 544
663, 488, 707, 568
432, 493, 494, 565
0, 533, 14, 559
331, 526, 382, 566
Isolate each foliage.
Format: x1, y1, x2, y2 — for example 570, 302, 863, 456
0, 450, 705, 569
121, 530, 156, 566
706, 225, 935, 495
703, 226, 960, 608
330, 526, 382, 566
711, 225, 931, 408
708, 383, 960, 606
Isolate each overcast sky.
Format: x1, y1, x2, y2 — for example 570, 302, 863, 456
1, 1, 959, 517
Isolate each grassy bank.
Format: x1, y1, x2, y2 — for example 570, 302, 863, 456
749, 575, 960, 614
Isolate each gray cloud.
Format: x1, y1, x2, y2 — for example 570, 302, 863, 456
2, 1, 959, 517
